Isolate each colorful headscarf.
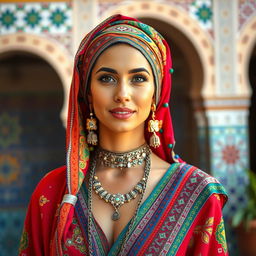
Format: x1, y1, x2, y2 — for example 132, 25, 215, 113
52, 14, 183, 255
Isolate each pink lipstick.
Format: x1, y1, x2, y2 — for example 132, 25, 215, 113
109, 108, 135, 119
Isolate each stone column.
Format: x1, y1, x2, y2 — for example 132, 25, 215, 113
213, 0, 238, 96
210, 0, 250, 220
72, 0, 98, 54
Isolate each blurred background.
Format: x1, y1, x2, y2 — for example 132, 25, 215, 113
0, 0, 255, 255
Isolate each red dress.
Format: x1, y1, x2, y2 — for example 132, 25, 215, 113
19, 163, 228, 255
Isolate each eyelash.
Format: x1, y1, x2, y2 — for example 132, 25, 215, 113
97, 74, 148, 84
97, 75, 116, 84
132, 75, 148, 83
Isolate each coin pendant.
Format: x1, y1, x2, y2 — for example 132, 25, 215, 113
112, 211, 120, 221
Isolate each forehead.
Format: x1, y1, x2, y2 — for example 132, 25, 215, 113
92, 43, 152, 71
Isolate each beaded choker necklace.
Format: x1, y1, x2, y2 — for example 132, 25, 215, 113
96, 143, 151, 169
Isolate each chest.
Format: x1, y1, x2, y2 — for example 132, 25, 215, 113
75, 165, 170, 249
92, 192, 141, 245
89, 168, 163, 245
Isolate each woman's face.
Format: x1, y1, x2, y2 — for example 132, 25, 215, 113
90, 44, 155, 134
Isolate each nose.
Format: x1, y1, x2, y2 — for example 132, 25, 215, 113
114, 80, 131, 103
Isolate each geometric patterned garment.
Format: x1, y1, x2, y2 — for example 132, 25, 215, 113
62, 163, 228, 255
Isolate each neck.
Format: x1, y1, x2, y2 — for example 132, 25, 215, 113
98, 125, 146, 152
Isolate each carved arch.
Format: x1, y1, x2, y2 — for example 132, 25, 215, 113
101, 1, 215, 99
238, 15, 256, 97
0, 33, 73, 125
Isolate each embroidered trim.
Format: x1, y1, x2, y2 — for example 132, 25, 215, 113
216, 217, 227, 253
65, 220, 86, 253
194, 217, 214, 244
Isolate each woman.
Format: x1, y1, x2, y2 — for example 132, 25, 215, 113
19, 14, 228, 256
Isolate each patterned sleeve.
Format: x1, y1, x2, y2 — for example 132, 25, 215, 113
18, 190, 45, 255
186, 193, 228, 256
18, 167, 66, 255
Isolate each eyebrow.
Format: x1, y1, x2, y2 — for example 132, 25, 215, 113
96, 67, 117, 74
128, 68, 150, 75
96, 67, 150, 75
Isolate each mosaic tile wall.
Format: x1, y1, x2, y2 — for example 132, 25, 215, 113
0, 2, 73, 52
210, 126, 248, 217
210, 125, 249, 256
0, 51, 66, 255
239, 0, 256, 29
206, 107, 250, 255
0, 2, 72, 34
0, 97, 66, 255
0, 109, 66, 207
98, 0, 213, 34
0, 209, 26, 255
188, 0, 213, 30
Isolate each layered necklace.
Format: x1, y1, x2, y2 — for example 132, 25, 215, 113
90, 144, 151, 220
87, 144, 152, 254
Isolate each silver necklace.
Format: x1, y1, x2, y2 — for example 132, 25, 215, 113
93, 166, 149, 221
88, 150, 151, 255
96, 143, 151, 169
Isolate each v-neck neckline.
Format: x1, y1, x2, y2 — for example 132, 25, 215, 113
79, 163, 180, 255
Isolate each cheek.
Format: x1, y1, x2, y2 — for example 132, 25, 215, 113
92, 94, 107, 115
90, 85, 113, 122
137, 87, 154, 115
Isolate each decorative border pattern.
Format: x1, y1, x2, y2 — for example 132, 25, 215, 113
0, 2, 72, 34
239, 0, 256, 30
189, 0, 213, 30
99, 0, 213, 34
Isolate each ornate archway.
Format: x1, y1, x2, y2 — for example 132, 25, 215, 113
238, 16, 256, 172
0, 33, 73, 125
101, 1, 215, 99
238, 15, 256, 97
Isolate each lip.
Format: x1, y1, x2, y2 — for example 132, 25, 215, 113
109, 108, 135, 119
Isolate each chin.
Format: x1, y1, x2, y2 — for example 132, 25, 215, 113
100, 121, 144, 134
109, 124, 137, 133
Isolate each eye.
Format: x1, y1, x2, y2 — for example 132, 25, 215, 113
132, 75, 148, 83
98, 75, 116, 84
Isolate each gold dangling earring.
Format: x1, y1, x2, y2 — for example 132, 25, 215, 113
148, 103, 162, 148
86, 107, 98, 145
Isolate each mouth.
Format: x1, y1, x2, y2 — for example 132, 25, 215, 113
109, 108, 135, 119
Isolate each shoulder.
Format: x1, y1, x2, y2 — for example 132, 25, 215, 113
172, 162, 223, 184
168, 163, 228, 204
31, 165, 67, 206
21, 166, 67, 253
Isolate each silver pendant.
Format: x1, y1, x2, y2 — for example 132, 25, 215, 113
112, 211, 120, 221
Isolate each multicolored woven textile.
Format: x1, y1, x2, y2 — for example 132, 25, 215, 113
70, 163, 228, 255
18, 163, 228, 255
